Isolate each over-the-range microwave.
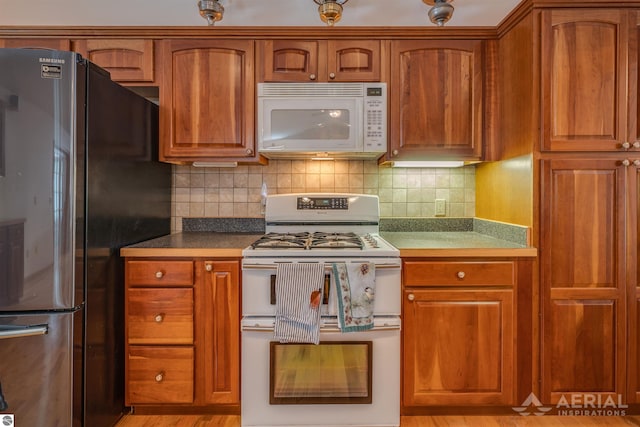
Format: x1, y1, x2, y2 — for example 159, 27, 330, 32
257, 82, 387, 159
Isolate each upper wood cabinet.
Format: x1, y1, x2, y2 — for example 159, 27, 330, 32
159, 39, 260, 163
72, 39, 156, 84
257, 39, 382, 82
0, 39, 70, 50
540, 9, 640, 152
388, 40, 484, 161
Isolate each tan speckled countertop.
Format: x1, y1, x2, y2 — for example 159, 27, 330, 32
380, 232, 537, 258
120, 232, 263, 258
121, 231, 536, 259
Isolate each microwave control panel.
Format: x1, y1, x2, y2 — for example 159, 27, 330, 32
363, 83, 387, 151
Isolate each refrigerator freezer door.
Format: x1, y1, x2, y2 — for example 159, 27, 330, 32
0, 48, 82, 311
0, 311, 81, 427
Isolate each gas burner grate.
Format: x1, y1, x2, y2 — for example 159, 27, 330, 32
250, 232, 310, 249
249, 231, 365, 250
309, 232, 364, 249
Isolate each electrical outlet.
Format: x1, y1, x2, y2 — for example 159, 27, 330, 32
435, 199, 446, 216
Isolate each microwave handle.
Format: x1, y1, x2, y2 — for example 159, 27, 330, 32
259, 144, 285, 151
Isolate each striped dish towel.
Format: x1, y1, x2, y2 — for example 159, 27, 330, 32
274, 263, 325, 344
332, 262, 376, 332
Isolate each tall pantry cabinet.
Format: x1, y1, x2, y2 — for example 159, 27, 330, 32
537, 8, 640, 404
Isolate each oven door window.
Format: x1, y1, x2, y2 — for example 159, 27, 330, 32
269, 341, 372, 405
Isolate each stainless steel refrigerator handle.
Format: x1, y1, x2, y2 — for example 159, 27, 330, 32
0, 324, 48, 340
242, 263, 401, 271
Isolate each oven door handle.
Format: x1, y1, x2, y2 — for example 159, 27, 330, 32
241, 323, 401, 333
242, 263, 401, 271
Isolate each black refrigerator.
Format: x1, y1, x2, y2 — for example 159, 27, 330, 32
0, 48, 171, 427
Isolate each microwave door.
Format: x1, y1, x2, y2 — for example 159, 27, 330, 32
259, 98, 361, 152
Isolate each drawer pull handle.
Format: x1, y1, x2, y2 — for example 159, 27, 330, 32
407, 293, 415, 301
457, 271, 466, 279
155, 271, 164, 279
154, 313, 165, 323
155, 372, 165, 382
205, 264, 213, 272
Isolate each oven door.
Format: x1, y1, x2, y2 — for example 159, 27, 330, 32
241, 317, 400, 427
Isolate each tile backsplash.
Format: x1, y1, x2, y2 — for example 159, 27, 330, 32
171, 160, 476, 232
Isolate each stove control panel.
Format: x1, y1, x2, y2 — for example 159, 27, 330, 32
297, 196, 348, 210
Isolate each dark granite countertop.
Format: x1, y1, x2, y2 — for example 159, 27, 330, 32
120, 232, 263, 258
121, 229, 536, 259
380, 231, 537, 258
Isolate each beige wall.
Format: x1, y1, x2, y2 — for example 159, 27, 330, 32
171, 160, 476, 231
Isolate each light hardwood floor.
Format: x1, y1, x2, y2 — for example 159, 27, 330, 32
116, 415, 640, 427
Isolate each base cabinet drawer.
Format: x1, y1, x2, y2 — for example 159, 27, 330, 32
404, 261, 515, 286
127, 346, 194, 404
127, 260, 194, 286
127, 287, 194, 345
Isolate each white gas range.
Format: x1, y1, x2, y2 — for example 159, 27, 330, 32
241, 193, 401, 427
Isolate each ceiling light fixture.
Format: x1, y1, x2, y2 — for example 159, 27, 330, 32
198, 0, 224, 26
314, 0, 349, 26
424, 0, 454, 27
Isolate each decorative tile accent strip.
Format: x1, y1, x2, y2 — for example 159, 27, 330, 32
380, 218, 473, 232
473, 218, 529, 246
183, 217, 266, 233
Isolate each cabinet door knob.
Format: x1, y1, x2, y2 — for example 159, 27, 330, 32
622, 159, 631, 166
457, 271, 466, 279
205, 264, 213, 272
155, 372, 165, 382
155, 271, 164, 279
392, 149, 399, 156
246, 148, 253, 155
154, 313, 165, 323
329, 72, 336, 79
622, 142, 631, 149
309, 74, 317, 80
634, 159, 640, 166
634, 141, 640, 149
407, 293, 415, 301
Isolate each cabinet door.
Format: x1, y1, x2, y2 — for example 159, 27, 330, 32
0, 39, 70, 50
541, 9, 629, 152
258, 40, 321, 82
629, 161, 640, 402
403, 288, 514, 406
540, 159, 627, 404
197, 260, 240, 405
73, 39, 155, 83
160, 39, 257, 162
327, 40, 381, 82
389, 40, 483, 161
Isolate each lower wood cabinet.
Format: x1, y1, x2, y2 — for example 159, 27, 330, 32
124, 257, 240, 410
402, 259, 532, 411
197, 260, 240, 405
